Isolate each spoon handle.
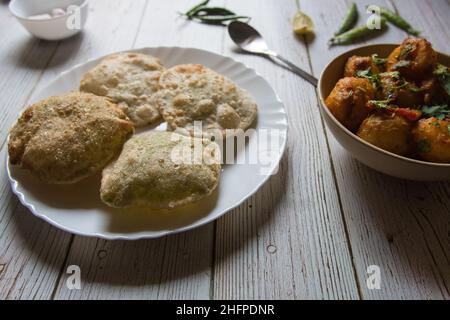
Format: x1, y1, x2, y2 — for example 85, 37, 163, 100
272, 54, 318, 87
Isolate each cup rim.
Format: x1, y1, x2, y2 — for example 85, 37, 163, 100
9, 0, 88, 22
318, 43, 450, 168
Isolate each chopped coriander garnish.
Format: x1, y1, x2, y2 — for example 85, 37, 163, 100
371, 54, 387, 67
392, 60, 411, 69
447, 124, 450, 136
368, 100, 390, 109
355, 69, 372, 78
433, 63, 450, 96
380, 71, 401, 79
399, 43, 416, 58
347, 89, 353, 98
421, 105, 450, 120
417, 139, 431, 153
433, 63, 449, 78
356, 69, 381, 89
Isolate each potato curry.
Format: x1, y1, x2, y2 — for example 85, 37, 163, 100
326, 38, 450, 163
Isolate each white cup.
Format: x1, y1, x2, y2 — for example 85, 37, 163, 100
9, 0, 89, 41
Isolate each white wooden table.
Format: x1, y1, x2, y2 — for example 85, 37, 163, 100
0, 0, 449, 300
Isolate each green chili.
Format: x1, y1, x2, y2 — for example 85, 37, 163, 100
329, 18, 387, 46
192, 15, 251, 25
379, 7, 420, 36
334, 3, 358, 36
185, 0, 210, 18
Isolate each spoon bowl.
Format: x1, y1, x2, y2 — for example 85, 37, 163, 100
228, 21, 318, 86
228, 21, 273, 54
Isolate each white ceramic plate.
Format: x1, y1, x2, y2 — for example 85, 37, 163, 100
7, 47, 288, 239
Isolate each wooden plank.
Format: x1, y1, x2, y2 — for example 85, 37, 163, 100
0, 2, 69, 300
302, 0, 450, 299
52, 0, 226, 300
0, 4, 58, 146
0, 0, 148, 300
52, 227, 214, 299
391, 0, 450, 52
213, 0, 360, 299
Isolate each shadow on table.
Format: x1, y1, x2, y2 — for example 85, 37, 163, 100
294, 32, 315, 46
10, 167, 220, 234
8, 32, 84, 70
10, 152, 287, 297
76, 154, 287, 292
337, 153, 450, 298
230, 46, 313, 79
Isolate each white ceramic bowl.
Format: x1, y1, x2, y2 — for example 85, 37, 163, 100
318, 44, 450, 181
9, 0, 88, 41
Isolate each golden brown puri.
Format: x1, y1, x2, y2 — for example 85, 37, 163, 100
412, 118, 450, 163
100, 131, 221, 209
80, 52, 165, 127
386, 38, 438, 80
8, 92, 134, 184
154, 64, 257, 137
357, 112, 414, 156
325, 77, 375, 131
344, 55, 380, 77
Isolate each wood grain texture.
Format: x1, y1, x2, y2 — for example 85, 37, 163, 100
52, 0, 227, 300
0, 0, 448, 300
0, 2, 71, 300
213, 0, 359, 300
0, 0, 148, 300
302, 0, 450, 299
53, 227, 214, 299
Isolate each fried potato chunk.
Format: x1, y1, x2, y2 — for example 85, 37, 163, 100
387, 38, 438, 81
344, 55, 380, 77
325, 77, 375, 131
357, 112, 414, 156
412, 118, 450, 163
8, 92, 134, 184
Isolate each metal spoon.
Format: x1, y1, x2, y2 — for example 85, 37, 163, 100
228, 21, 318, 87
